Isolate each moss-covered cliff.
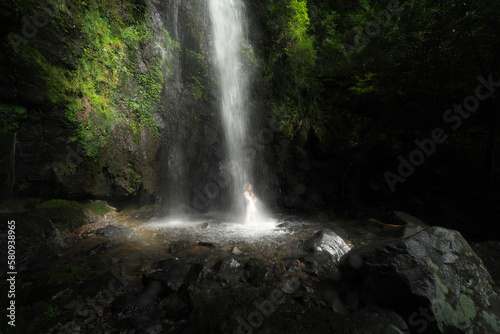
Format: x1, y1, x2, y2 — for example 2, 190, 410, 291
0, 0, 163, 200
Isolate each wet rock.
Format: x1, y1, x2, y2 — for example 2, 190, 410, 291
200, 222, 209, 229
337, 226, 500, 334
276, 221, 294, 229
304, 229, 352, 262
232, 247, 243, 255
186, 264, 218, 285
87, 241, 119, 256
197, 241, 216, 248
277, 278, 301, 295
95, 225, 131, 238
143, 258, 192, 293
244, 258, 271, 287
213, 257, 241, 273
299, 254, 338, 278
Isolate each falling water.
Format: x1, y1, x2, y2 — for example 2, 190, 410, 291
209, 0, 252, 211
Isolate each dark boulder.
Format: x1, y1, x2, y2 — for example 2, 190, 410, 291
244, 258, 271, 287
337, 226, 500, 333
213, 257, 242, 273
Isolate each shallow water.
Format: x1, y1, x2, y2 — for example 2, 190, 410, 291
71, 212, 402, 265
49, 210, 409, 293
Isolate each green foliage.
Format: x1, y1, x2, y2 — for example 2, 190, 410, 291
15, 0, 157, 159
186, 49, 204, 62
252, 0, 494, 171
240, 44, 260, 68
262, 0, 320, 151
349, 72, 378, 94
185, 49, 213, 102
128, 56, 163, 136
267, 0, 500, 171
187, 15, 204, 42
124, 162, 141, 193
163, 28, 181, 75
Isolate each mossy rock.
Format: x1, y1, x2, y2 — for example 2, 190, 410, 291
338, 227, 500, 333
36, 199, 86, 229
86, 200, 112, 216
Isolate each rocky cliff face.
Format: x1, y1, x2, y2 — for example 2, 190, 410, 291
0, 0, 274, 208
0, 0, 162, 200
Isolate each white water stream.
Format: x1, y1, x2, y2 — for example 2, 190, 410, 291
209, 0, 252, 210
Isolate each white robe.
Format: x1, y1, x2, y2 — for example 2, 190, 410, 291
243, 191, 257, 223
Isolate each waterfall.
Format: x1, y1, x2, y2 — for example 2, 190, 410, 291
209, 0, 252, 211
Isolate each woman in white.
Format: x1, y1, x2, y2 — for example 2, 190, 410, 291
243, 184, 257, 224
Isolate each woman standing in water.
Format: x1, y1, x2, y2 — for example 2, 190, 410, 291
243, 184, 257, 224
